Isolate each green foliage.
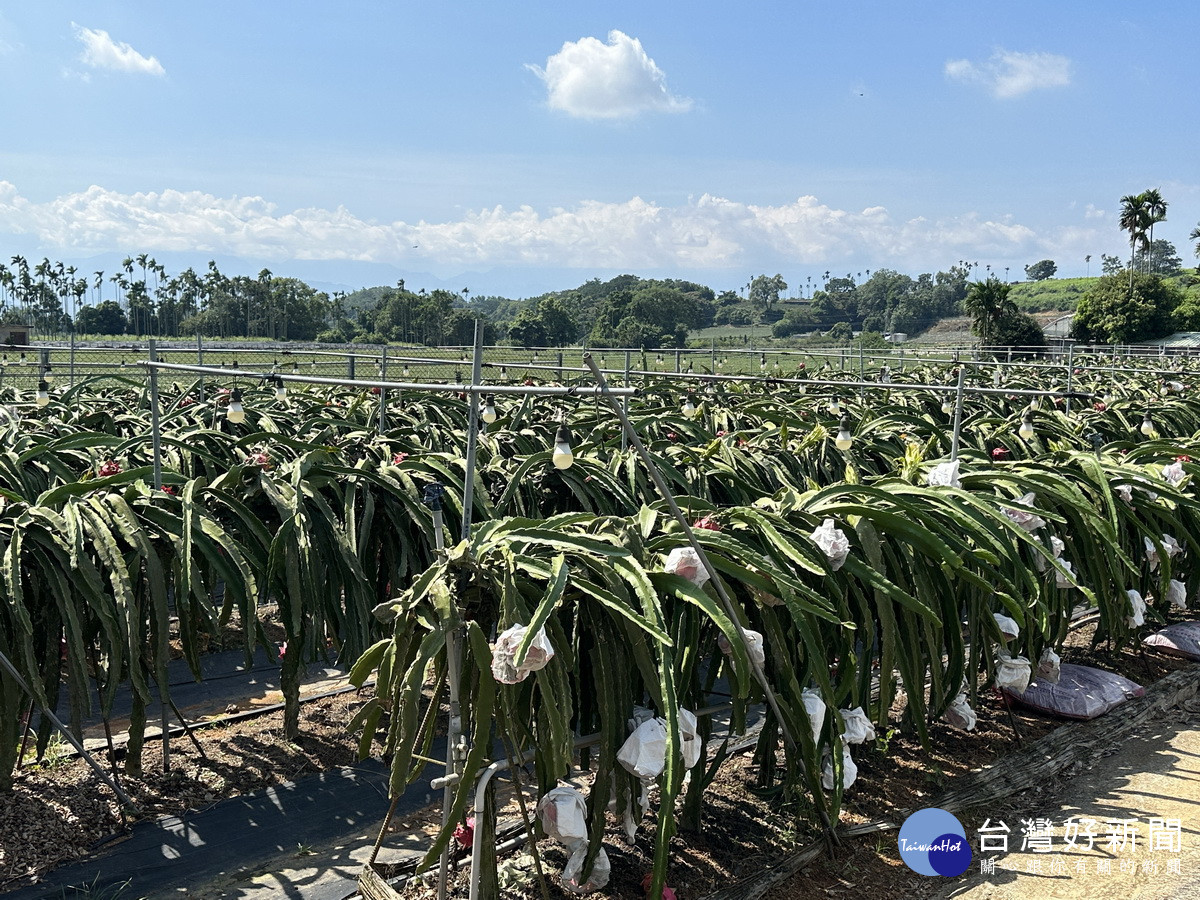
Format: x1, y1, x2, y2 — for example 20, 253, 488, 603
1071, 273, 1184, 344
1008, 277, 1093, 312
74, 301, 128, 336
1024, 259, 1057, 281
826, 322, 852, 343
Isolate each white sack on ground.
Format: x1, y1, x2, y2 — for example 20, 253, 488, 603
801, 688, 826, 745
995, 654, 1032, 693
1037, 647, 1061, 684
491, 623, 555, 684
717, 628, 766, 670
839, 707, 876, 744
538, 785, 589, 844
944, 693, 977, 731
665, 546, 710, 587
562, 843, 611, 894
821, 741, 858, 791
617, 718, 668, 780
811, 518, 851, 570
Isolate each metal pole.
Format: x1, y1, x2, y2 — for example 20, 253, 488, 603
622, 351, 631, 452
149, 340, 162, 490
0, 649, 138, 809
347, 352, 356, 381
196, 332, 205, 405
557, 350, 563, 383
69, 332, 75, 388
1064, 344, 1075, 415
461, 323, 484, 543
377, 344, 388, 434
675, 348, 681, 373
950, 367, 966, 461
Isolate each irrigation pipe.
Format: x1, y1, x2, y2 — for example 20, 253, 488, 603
482, 360, 1095, 401
139, 360, 636, 396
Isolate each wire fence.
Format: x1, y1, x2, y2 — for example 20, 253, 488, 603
10, 335, 1200, 395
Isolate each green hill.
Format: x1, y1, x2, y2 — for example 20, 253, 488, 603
1008, 277, 1095, 312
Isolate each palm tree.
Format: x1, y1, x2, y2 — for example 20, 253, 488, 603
962, 277, 1018, 347
1142, 189, 1168, 273
1085, 254, 1091, 277
1119, 193, 1150, 290
1190, 223, 1200, 262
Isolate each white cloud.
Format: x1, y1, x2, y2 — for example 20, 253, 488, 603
944, 49, 1069, 98
0, 181, 1101, 275
528, 30, 691, 120
72, 23, 164, 76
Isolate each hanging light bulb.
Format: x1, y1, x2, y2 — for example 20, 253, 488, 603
403, 364, 410, 378
552, 423, 574, 470
273, 376, 287, 402
227, 387, 246, 424
993, 369, 1003, 386
1140, 412, 1156, 437
42, 364, 55, 384
941, 397, 954, 415
35, 379, 50, 407
682, 395, 697, 417
760, 354, 767, 371
481, 393, 498, 424
880, 367, 891, 384
500, 365, 507, 378
292, 362, 299, 374
1019, 411, 1035, 440
834, 415, 854, 451
1030, 396, 1040, 411
828, 396, 842, 416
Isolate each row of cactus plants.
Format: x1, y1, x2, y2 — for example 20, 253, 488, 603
0, 362, 1198, 892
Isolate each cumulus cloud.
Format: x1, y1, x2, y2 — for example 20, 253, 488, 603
0, 181, 1095, 274
528, 30, 691, 120
73, 23, 164, 76
944, 49, 1069, 98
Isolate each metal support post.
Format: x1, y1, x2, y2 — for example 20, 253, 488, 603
1064, 344, 1075, 415
950, 367, 966, 461
348, 353, 356, 380
69, 332, 76, 387
622, 351, 631, 452
377, 345, 388, 434
196, 333, 205, 405
0, 649, 138, 810
148, 340, 163, 490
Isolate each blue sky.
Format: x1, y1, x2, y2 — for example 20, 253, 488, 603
1, 2, 1197, 297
